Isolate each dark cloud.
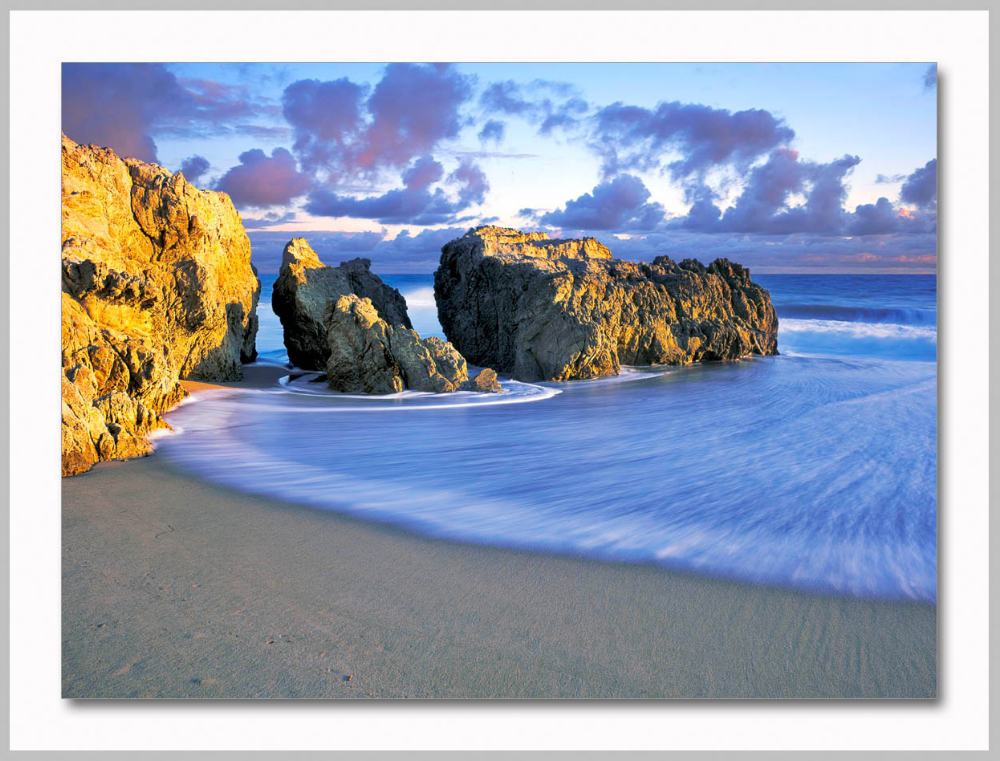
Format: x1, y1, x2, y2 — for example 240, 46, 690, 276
62, 63, 263, 162
304, 155, 487, 225
480, 79, 589, 135
848, 197, 902, 235
478, 119, 505, 144
923, 65, 937, 92
899, 159, 937, 207
63, 63, 181, 161
536, 175, 665, 231
675, 151, 936, 237
284, 64, 474, 180
216, 148, 310, 209
678, 149, 861, 235
591, 101, 794, 179
179, 155, 210, 184
282, 77, 367, 175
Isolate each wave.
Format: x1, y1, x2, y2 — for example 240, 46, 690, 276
158, 352, 937, 602
401, 286, 436, 309
780, 318, 936, 341
777, 303, 936, 326
262, 373, 562, 410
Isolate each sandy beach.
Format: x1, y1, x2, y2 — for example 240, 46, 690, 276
62, 378, 937, 699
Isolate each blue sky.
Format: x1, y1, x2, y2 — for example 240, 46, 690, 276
62, 62, 937, 273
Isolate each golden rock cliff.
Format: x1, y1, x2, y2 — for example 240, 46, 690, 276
61, 135, 259, 476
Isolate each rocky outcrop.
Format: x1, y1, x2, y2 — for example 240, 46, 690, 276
326, 295, 471, 394
61, 135, 259, 476
461, 367, 502, 393
272, 238, 410, 369
435, 226, 778, 382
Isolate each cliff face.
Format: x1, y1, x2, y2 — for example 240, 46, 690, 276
271, 238, 411, 370
435, 226, 779, 382
61, 135, 259, 476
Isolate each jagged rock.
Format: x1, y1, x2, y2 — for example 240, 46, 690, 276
61, 135, 259, 476
435, 226, 779, 381
461, 368, 502, 393
325, 295, 470, 394
272, 238, 411, 369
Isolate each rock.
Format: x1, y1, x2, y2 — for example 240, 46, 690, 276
435, 226, 778, 381
325, 295, 404, 394
61, 135, 259, 476
272, 238, 410, 369
461, 368, 502, 393
325, 294, 470, 394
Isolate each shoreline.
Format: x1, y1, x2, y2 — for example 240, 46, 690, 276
63, 421, 936, 699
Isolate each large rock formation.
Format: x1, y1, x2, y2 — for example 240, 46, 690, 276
271, 238, 411, 369
435, 226, 778, 381
325, 294, 472, 394
61, 135, 259, 476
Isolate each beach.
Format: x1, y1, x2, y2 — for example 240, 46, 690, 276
63, 429, 936, 699
63, 269, 939, 700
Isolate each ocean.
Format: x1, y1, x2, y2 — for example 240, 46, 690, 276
159, 272, 937, 602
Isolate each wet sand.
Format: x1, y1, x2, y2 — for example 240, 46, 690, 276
62, 421, 936, 698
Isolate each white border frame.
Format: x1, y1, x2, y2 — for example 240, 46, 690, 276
10, 9, 989, 752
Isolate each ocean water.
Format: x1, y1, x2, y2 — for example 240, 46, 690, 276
160, 272, 937, 602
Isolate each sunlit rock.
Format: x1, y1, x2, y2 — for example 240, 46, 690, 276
61, 135, 259, 476
435, 226, 779, 381
272, 238, 411, 370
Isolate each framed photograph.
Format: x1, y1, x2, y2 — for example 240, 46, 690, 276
8, 4, 992, 755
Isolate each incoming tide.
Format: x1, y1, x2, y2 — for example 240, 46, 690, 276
158, 273, 937, 602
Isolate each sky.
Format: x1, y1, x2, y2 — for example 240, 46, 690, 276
61, 62, 937, 274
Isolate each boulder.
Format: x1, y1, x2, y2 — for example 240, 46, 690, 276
461, 368, 502, 393
325, 295, 472, 394
61, 135, 259, 476
435, 226, 779, 381
271, 238, 410, 369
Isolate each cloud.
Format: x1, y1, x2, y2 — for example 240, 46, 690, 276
248, 226, 469, 274
62, 63, 263, 162
599, 230, 937, 272
590, 101, 794, 179
847, 197, 907, 235
535, 175, 665, 231
674, 151, 936, 238
282, 77, 367, 175
304, 155, 488, 225
480, 79, 589, 135
216, 147, 310, 208
284, 63, 474, 180
923, 65, 937, 92
678, 149, 862, 235
242, 210, 297, 229
478, 119, 505, 144
875, 172, 907, 184
899, 158, 937, 207
180, 155, 210, 184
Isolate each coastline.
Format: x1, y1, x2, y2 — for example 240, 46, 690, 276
63, 422, 936, 699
